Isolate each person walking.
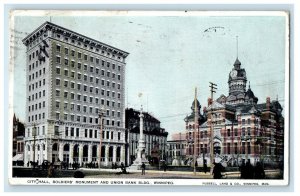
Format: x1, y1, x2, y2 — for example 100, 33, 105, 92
245, 160, 254, 179
141, 163, 146, 175
239, 160, 246, 179
212, 162, 223, 179
47, 163, 54, 178
203, 160, 208, 174
163, 162, 167, 172
254, 161, 265, 179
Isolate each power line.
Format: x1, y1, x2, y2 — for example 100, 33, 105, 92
209, 82, 217, 100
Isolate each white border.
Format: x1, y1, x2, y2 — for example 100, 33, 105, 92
7, 10, 290, 187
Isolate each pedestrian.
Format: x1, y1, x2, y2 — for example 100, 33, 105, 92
47, 163, 54, 178
212, 162, 223, 179
245, 160, 254, 179
141, 162, 146, 175
120, 162, 127, 174
163, 162, 167, 172
203, 160, 208, 174
254, 161, 265, 179
239, 160, 246, 179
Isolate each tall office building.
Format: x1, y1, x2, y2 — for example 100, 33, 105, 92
22, 21, 129, 167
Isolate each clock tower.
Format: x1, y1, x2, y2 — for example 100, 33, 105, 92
228, 58, 247, 96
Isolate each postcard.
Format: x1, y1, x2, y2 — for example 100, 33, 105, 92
8, 10, 289, 186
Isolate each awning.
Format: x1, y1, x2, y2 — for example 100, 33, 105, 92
12, 154, 23, 161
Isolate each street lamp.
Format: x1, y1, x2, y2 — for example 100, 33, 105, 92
98, 107, 105, 169
32, 123, 37, 168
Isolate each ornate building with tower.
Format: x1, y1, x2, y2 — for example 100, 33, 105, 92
22, 21, 129, 167
185, 57, 284, 168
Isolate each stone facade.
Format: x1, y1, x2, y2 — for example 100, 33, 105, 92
125, 108, 168, 165
22, 21, 129, 167
166, 132, 186, 166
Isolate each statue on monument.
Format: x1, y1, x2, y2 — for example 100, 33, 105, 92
129, 106, 150, 170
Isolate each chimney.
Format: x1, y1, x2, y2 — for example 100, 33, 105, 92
208, 98, 213, 106
266, 97, 270, 110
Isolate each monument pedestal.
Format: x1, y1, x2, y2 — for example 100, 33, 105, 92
129, 139, 149, 170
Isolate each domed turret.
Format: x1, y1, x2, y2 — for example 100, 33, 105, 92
228, 58, 247, 97
191, 99, 201, 112
245, 82, 258, 104
234, 58, 241, 69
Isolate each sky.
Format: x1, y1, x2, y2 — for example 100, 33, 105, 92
11, 11, 287, 138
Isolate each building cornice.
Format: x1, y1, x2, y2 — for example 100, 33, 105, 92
22, 21, 129, 58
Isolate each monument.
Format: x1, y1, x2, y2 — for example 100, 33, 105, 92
129, 106, 150, 170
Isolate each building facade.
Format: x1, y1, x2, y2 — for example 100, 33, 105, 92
12, 114, 25, 165
185, 58, 284, 167
166, 132, 186, 165
22, 21, 129, 167
125, 108, 168, 165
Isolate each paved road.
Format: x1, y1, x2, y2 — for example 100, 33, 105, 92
83, 168, 282, 179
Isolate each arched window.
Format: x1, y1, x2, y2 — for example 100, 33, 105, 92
52, 143, 58, 151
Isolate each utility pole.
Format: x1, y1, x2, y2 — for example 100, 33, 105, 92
193, 87, 198, 175
209, 82, 217, 101
179, 132, 182, 165
209, 82, 217, 174
98, 108, 105, 169
32, 123, 37, 169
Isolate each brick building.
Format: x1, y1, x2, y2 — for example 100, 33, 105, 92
185, 58, 284, 167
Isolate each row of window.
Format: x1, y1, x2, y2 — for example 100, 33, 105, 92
55, 91, 121, 107
55, 101, 121, 117
55, 40, 123, 62
28, 113, 45, 122
55, 88, 121, 102
188, 127, 261, 139
54, 112, 121, 126
55, 77, 121, 92
28, 90, 46, 102
28, 101, 46, 112
55, 65, 121, 81
28, 50, 41, 63
27, 125, 45, 137
28, 79, 46, 92
28, 67, 46, 80
53, 126, 122, 141
241, 118, 259, 125
188, 142, 252, 154
169, 144, 185, 150
55, 54, 122, 73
